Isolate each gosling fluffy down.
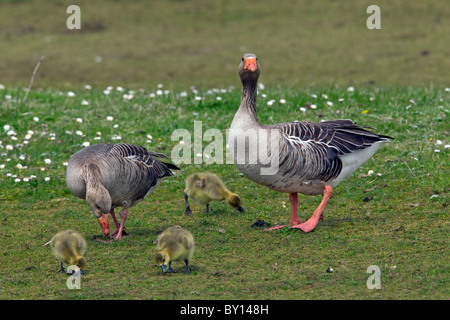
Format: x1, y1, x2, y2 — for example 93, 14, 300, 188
183, 172, 245, 216
46, 230, 87, 275
155, 226, 194, 274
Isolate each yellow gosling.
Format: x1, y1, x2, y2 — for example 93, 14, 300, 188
155, 226, 194, 274
183, 172, 245, 216
45, 230, 86, 275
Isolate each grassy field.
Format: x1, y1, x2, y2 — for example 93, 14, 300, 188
0, 0, 449, 89
0, 0, 448, 302
0, 84, 448, 300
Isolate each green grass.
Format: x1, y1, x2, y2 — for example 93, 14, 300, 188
0, 0, 449, 89
0, 84, 448, 300
0, 0, 448, 301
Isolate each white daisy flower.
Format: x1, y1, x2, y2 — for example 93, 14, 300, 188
67, 91, 76, 97
106, 116, 114, 121
44, 177, 50, 182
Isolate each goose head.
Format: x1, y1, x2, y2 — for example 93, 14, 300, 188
239, 53, 260, 83
155, 250, 170, 273
70, 256, 86, 270
86, 186, 111, 236
227, 194, 245, 212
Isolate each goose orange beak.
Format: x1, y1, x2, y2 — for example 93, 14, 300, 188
244, 57, 258, 72
98, 213, 110, 236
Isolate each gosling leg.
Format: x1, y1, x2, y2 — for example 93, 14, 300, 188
58, 262, 65, 273
184, 259, 190, 274
183, 193, 193, 216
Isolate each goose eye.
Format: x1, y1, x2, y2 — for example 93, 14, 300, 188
95, 204, 101, 210
242, 57, 245, 61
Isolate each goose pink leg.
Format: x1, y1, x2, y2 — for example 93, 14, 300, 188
291, 185, 332, 232
110, 208, 128, 240
265, 193, 302, 231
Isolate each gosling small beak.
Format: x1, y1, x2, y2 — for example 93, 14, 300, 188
161, 265, 167, 273
97, 213, 110, 236
238, 206, 245, 212
244, 57, 258, 72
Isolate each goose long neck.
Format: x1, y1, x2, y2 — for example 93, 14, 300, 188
241, 79, 258, 121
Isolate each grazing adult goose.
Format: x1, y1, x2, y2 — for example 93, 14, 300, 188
183, 172, 245, 216
155, 226, 195, 274
45, 230, 87, 274
228, 53, 392, 232
66, 143, 179, 240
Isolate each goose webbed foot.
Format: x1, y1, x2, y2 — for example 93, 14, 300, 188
264, 224, 288, 231
184, 207, 193, 216
111, 228, 129, 238
57, 262, 65, 273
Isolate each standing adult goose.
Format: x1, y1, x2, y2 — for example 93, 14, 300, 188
228, 53, 392, 232
66, 143, 179, 240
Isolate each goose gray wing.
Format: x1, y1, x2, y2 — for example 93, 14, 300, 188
110, 143, 179, 178
273, 120, 391, 182
109, 143, 179, 201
